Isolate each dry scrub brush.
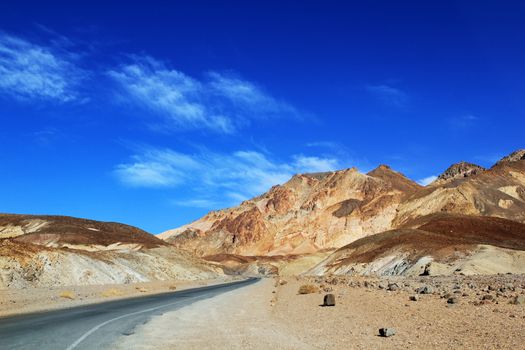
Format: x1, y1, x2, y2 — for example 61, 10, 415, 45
298, 284, 319, 294
59, 290, 76, 299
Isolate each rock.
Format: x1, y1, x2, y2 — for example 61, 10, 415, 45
323, 293, 336, 306
387, 283, 400, 291
436, 162, 485, 183
420, 263, 431, 276
417, 285, 434, 294
510, 295, 525, 305
409, 295, 419, 301
379, 328, 396, 337
447, 297, 459, 304
482, 294, 494, 301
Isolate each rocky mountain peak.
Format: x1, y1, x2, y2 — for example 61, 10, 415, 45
497, 149, 525, 165
367, 164, 421, 193
435, 161, 485, 183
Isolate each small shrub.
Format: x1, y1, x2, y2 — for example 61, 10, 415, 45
298, 284, 318, 294
59, 290, 76, 300
101, 288, 124, 297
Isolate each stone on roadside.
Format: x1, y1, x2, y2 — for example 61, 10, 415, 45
387, 283, 400, 291
323, 293, 336, 306
447, 297, 459, 304
417, 286, 434, 294
510, 295, 525, 305
409, 295, 419, 301
379, 328, 396, 337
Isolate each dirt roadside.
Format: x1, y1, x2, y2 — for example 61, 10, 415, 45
114, 275, 525, 349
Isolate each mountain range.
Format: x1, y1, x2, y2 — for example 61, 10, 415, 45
160, 149, 525, 276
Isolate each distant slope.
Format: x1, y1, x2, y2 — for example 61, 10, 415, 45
394, 154, 525, 226
0, 214, 221, 288
308, 214, 525, 276
0, 214, 166, 248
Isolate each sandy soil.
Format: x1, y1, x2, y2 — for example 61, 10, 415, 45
115, 275, 525, 349
0, 277, 239, 318
114, 278, 309, 350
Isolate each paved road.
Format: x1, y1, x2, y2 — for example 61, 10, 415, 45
0, 278, 259, 350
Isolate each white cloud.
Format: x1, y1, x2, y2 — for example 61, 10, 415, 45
114, 148, 200, 187
417, 175, 437, 186
171, 198, 220, 208
366, 84, 408, 106
108, 56, 297, 133
306, 141, 340, 149
0, 32, 85, 102
114, 147, 343, 207
293, 155, 339, 173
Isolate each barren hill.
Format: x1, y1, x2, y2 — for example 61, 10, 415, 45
0, 214, 166, 249
0, 214, 221, 288
161, 166, 421, 256
309, 214, 525, 276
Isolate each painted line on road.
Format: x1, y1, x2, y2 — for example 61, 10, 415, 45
65, 295, 202, 350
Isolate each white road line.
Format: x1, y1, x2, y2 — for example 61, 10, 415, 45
65, 295, 202, 350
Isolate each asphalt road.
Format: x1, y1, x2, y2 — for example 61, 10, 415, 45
0, 278, 259, 350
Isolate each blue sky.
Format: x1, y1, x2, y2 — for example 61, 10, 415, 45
1, 1, 524, 233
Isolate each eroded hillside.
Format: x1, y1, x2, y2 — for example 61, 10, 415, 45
161, 149, 525, 276
0, 214, 222, 288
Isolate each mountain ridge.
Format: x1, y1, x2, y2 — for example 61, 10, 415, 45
160, 149, 525, 267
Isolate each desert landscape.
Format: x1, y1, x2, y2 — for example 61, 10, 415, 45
2, 150, 525, 349
1, 3, 525, 348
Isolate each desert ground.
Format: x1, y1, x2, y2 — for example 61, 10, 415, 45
114, 275, 525, 350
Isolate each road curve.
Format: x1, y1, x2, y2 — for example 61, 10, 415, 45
0, 278, 259, 350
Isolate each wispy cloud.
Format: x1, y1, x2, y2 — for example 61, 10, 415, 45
306, 141, 340, 149
366, 84, 408, 107
0, 32, 86, 103
170, 198, 220, 208
114, 147, 342, 207
292, 155, 339, 173
114, 148, 201, 187
108, 55, 298, 133
448, 114, 478, 130
417, 175, 437, 186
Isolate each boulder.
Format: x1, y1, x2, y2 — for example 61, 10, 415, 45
447, 297, 459, 304
510, 295, 525, 305
387, 283, 400, 291
416, 285, 434, 294
323, 293, 336, 306
379, 328, 396, 337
